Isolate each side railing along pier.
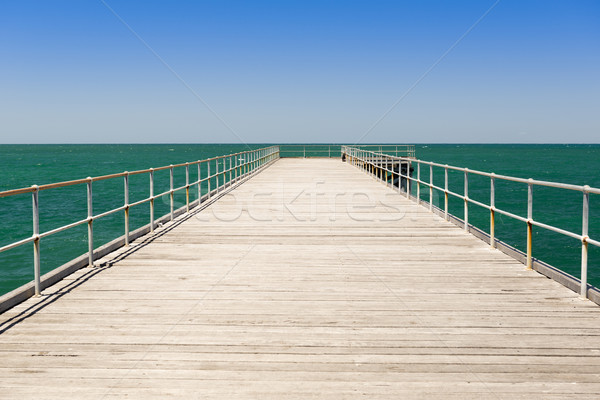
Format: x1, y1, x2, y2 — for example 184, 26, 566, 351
342, 145, 600, 303
0, 146, 280, 312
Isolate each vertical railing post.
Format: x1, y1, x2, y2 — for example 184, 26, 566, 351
581, 186, 590, 298
329, 146, 331, 158
234, 154, 238, 183
169, 165, 174, 221
358, 149, 362, 169
401, 159, 406, 193
32, 185, 41, 296
216, 158, 219, 195
490, 174, 495, 248
390, 157, 393, 188
393, 158, 398, 191
464, 169, 469, 231
416, 162, 421, 203
197, 162, 201, 203
429, 164, 433, 212
124, 172, 130, 246
149, 169, 155, 232
385, 159, 389, 186
406, 161, 411, 199
388, 157, 391, 187
526, 179, 533, 270
185, 163, 190, 212
87, 178, 94, 268
207, 161, 211, 199
242, 153, 246, 177
444, 166, 448, 221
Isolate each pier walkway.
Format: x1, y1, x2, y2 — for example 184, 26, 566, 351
1, 158, 600, 399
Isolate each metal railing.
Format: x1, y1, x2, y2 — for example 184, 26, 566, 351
278, 145, 341, 158
278, 144, 415, 159
351, 144, 416, 158
342, 146, 600, 300
0, 146, 280, 298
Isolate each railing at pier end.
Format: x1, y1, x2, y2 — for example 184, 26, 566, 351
278, 144, 415, 159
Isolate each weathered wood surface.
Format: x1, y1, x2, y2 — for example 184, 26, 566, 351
1, 158, 599, 399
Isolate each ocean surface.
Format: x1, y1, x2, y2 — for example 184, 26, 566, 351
1, 144, 599, 296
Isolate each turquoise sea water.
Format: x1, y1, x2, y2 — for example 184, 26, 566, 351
1, 144, 599, 296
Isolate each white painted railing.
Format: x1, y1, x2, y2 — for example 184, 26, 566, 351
342, 146, 599, 299
0, 146, 280, 298
278, 144, 415, 158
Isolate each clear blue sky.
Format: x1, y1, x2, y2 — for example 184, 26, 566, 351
0, 0, 598, 143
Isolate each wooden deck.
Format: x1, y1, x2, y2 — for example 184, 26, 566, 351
1, 158, 600, 399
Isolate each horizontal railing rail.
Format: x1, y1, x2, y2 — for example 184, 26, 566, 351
0, 146, 280, 300
350, 144, 416, 158
342, 145, 599, 300
279, 145, 340, 158
278, 144, 415, 158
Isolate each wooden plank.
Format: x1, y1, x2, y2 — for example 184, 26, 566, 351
1, 158, 600, 399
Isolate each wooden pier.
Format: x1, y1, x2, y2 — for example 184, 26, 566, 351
1, 158, 600, 399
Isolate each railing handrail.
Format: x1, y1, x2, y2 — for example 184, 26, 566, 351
0, 146, 281, 301
0, 147, 278, 198
278, 144, 416, 158
341, 145, 599, 300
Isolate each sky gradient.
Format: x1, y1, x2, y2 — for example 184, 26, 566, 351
0, 0, 598, 143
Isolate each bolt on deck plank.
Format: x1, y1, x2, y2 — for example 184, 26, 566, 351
1, 158, 600, 400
